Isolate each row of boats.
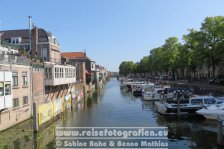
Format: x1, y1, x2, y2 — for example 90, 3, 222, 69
121, 78, 224, 120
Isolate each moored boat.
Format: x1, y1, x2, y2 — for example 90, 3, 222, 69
196, 101, 224, 120
155, 96, 219, 116
142, 88, 164, 101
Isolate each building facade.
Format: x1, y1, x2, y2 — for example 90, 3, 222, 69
1, 27, 61, 63
0, 46, 32, 131
61, 52, 95, 92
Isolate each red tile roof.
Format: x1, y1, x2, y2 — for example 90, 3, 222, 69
61, 52, 86, 59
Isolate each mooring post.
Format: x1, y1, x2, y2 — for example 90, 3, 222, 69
33, 130, 38, 149
33, 102, 39, 132
217, 114, 224, 145
177, 98, 180, 116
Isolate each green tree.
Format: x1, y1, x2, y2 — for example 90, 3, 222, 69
183, 29, 205, 78
138, 56, 149, 74
161, 37, 181, 78
119, 61, 135, 76
119, 16, 224, 79
176, 44, 191, 78
150, 47, 163, 74
200, 16, 224, 76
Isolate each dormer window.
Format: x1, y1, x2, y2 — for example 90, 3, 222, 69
11, 37, 22, 44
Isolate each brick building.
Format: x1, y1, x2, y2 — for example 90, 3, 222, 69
0, 46, 32, 131
1, 27, 61, 63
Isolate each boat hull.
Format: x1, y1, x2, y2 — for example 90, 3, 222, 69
155, 102, 204, 115
196, 109, 224, 120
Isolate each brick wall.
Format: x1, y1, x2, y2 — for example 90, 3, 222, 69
0, 64, 32, 131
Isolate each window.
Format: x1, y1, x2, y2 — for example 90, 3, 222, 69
57, 68, 60, 78
73, 69, 76, 77
5, 82, 11, 95
69, 68, 71, 78
55, 67, 59, 78
22, 72, 28, 86
45, 68, 52, 79
45, 68, 48, 79
13, 98, 19, 108
12, 72, 18, 86
76, 71, 80, 77
61, 68, 64, 78
55, 68, 57, 78
41, 48, 48, 60
60, 68, 63, 78
11, 37, 21, 44
23, 96, 29, 105
49, 68, 52, 79
191, 99, 203, 105
76, 64, 80, 77
70, 68, 72, 78
204, 98, 216, 104
0, 82, 4, 96
65, 68, 68, 78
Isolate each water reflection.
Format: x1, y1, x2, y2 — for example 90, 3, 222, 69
0, 119, 33, 149
140, 101, 222, 149
1, 78, 224, 148
33, 124, 56, 149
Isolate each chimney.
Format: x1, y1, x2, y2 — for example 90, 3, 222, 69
31, 27, 38, 59
84, 49, 86, 57
28, 16, 32, 56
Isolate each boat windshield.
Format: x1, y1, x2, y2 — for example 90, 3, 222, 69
157, 90, 163, 94
191, 99, 203, 105
204, 98, 216, 104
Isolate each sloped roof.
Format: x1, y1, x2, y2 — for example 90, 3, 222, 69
1, 28, 49, 40
61, 52, 86, 59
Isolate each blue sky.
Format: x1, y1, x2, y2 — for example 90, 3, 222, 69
1, 0, 224, 71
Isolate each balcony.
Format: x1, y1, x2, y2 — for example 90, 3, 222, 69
1, 41, 20, 49
0, 53, 30, 66
44, 63, 76, 86
0, 71, 12, 110
34, 57, 61, 65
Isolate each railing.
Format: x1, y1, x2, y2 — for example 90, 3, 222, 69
1, 41, 20, 49
34, 56, 61, 65
0, 53, 30, 66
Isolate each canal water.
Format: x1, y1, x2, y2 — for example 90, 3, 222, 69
1, 78, 224, 149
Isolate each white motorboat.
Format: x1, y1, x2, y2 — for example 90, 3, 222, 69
196, 101, 224, 120
155, 96, 219, 115
131, 85, 142, 96
142, 88, 164, 101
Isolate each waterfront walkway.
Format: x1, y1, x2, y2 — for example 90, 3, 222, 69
156, 79, 224, 91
